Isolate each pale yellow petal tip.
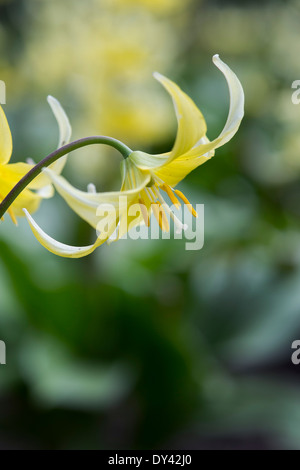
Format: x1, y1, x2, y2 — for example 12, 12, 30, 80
23, 208, 30, 225
23, 208, 30, 218
47, 95, 59, 106
23, 208, 99, 258
47, 96, 58, 112
47, 94, 72, 149
153, 71, 166, 83
212, 54, 224, 68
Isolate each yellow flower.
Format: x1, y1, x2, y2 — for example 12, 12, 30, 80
24, 55, 244, 258
0, 96, 71, 224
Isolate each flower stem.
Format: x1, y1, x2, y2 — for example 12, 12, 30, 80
0, 136, 132, 220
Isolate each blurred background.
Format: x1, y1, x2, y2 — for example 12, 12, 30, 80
1, 0, 300, 450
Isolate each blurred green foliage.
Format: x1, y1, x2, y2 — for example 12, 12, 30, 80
1, 0, 300, 450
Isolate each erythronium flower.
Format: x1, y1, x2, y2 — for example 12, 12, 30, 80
0, 96, 71, 224
24, 54, 244, 258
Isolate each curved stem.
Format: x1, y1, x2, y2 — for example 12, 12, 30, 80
0, 136, 132, 220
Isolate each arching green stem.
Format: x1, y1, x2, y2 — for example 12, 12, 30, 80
0, 136, 132, 220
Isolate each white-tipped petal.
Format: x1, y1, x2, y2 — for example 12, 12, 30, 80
131, 55, 244, 171
27, 96, 73, 193
42, 167, 150, 230
23, 209, 101, 258
154, 71, 207, 158
181, 54, 244, 158
47, 95, 72, 148
47, 95, 72, 175
211, 53, 244, 147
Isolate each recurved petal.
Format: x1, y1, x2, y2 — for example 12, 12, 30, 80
154, 72, 207, 159
42, 168, 151, 229
129, 71, 208, 171
0, 105, 13, 165
47, 95, 72, 174
47, 96, 72, 149
131, 55, 244, 171
23, 209, 103, 258
179, 54, 244, 159
28, 96, 72, 191
129, 72, 207, 170
153, 137, 215, 187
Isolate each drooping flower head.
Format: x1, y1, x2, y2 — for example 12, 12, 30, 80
0, 96, 71, 224
24, 55, 244, 257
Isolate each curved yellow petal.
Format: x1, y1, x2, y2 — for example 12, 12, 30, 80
47, 95, 72, 149
42, 168, 150, 229
179, 54, 244, 159
1, 162, 33, 178
154, 72, 207, 158
1, 162, 54, 200
153, 136, 215, 187
23, 209, 102, 258
129, 72, 207, 170
130, 55, 244, 171
28, 96, 72, 190
0, 105, 13, 165
47, 95, 72, 175
5, 162, 55, 198
0, 183, 40, 220
0, 163, 41, 218
10, 190, 41, 217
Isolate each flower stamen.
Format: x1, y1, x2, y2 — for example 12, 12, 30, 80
152, 202, 169, 232
174, 189, 198, 218
155, 188, 187, 233
161, 184, 181, 209
138, 197, 150, 227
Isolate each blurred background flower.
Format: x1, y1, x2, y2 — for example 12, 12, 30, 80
1, 0, 300, 450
